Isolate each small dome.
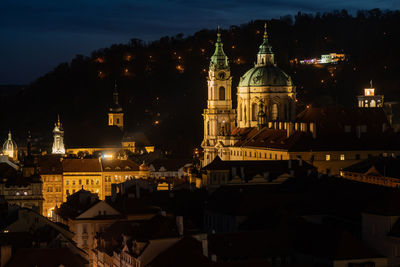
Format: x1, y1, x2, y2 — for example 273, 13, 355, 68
3, 131, 17, 157
238, 66, 292, 87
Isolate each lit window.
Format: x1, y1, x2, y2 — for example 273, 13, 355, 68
66, 180, 69, 185
326, 154, 331, 161
340, 154, 345, 161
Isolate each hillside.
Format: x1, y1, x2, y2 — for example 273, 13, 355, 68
2, 9, 400, 156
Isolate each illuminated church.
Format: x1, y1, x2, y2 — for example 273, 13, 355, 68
201, 24, 400, 175
202, 24, 296, 166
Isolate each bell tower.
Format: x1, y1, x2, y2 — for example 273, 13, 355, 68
201, 27, 236, 167
108, 82, 124, 130
52, 115, 65, 154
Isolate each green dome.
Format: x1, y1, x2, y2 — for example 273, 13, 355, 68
238, 65, 292, 87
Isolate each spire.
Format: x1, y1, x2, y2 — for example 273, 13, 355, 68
57, 114, 61, 127
263, 22, 268, 40
8, 130, 11, 140
256, 22, 274, 66
210, 26, 229, 70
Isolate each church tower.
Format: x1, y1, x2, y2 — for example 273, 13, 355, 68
52, 115, 65, 154
201, 28, 236, 167
108, 82, 124, 130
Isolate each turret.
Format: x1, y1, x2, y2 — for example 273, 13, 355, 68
256, 23, 274, 66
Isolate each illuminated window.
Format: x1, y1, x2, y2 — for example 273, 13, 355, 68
66, 180, 69, 185
364, 89, 375, 96
72, 180, 75, 185
79, 180, 82, 185
219, 87, 225, 100
86, 179, 89, 185
251, 103, 257, 121
326, 154, 331, 161
340, 154, 345, 161
272, 104, 278, 121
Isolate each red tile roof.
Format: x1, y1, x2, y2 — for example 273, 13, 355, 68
62, 158, 102, 172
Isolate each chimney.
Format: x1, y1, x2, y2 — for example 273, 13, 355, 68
176, 216, 184, 236
298, 158, 303, 167
288, 159, 292, 169
240, 167, 245, 180
231, 167, 237, 180
202, 239, 208, 258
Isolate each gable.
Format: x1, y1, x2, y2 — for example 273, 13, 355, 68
76, 201, 120, 219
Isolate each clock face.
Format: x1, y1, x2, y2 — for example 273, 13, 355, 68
218, 71, 226, 79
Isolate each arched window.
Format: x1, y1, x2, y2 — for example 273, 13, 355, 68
207, 121, 210, 136
219, 87, 225, 100
238, 104, 242, 121
370, 100, 376, 107
272, 103, 278, 121
244, 105, 247, 121
251, 103, 257, 121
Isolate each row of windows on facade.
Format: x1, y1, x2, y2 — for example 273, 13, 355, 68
229, 150, 366, 161
238, 103, 280, 121
64, 175, 135, 185
47, 186, 62, 192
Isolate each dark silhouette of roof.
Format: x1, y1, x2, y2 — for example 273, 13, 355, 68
101, 158, 140, 172
6, 248, 87, 267
38, 154, 63, 174
343, 156, 400, 178
149, 236, 212, 267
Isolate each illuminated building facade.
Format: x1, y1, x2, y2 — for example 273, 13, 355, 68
201, 27, 236, 166
2, 131, 18, 161
39, 155, 64, 217
237, 24, 296, 128
108, 83, 124, 130
357, 82, 384, 108
52, 115, 65, 154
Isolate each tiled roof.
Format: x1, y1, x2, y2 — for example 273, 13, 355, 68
231, 127, 400, 151
38, 154, 63, 174
148, 236, 212, 267
101, 158, 140, 172
62, 158, 102, 172
343, 156, 400, 178
149, 158, 192, 171
6, 248, 87, 267
296, 107, 388, 133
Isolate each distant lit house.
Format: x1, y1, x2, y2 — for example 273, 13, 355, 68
357, 82, 384, 108
0, 162, 43, 213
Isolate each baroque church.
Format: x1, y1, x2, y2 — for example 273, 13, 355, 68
202, 24, 296, 167
201, 24, 400, 176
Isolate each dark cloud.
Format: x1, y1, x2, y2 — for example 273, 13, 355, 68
0, 0, 399, 83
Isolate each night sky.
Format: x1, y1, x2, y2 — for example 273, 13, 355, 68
1, 0, 399, 84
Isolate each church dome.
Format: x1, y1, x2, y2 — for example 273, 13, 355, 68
238, 65, 292, 87
3, 131, 17, 158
